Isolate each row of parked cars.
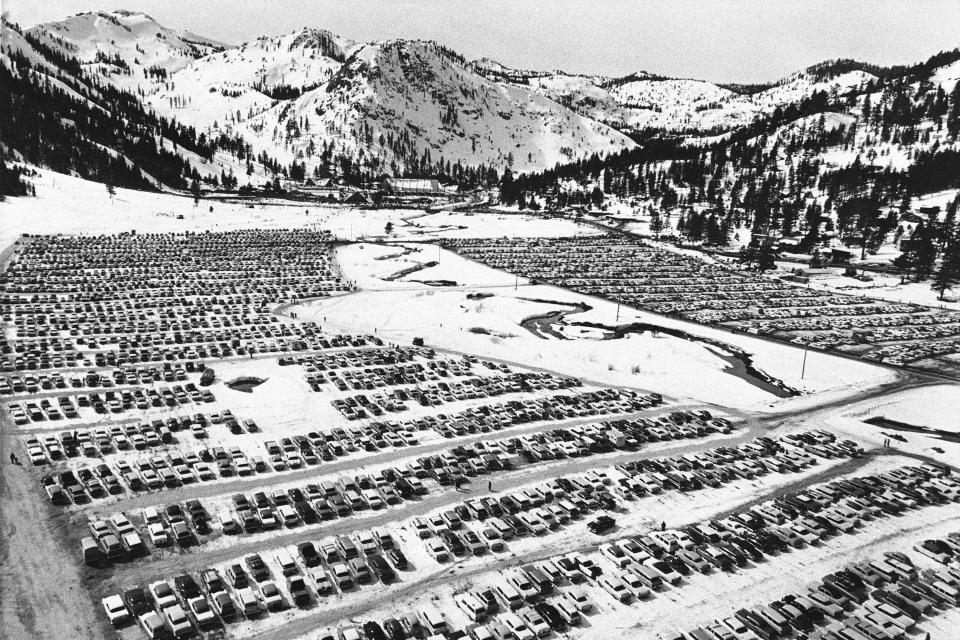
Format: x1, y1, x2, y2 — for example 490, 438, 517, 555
8, 382, 214, 425
0, 363, 185, 396
101, 526, 410, 638
411, 430, 852, 565
41, 384, 657, 508
332, 372, 581, 420
35, 408, 254, 475
81, 404, 725, 572
0, 230, 357, 373
83, 501, 211, 565
442, 236, 960, 367
44, 439, 268, 505
616, 429, 862, 493
106, 407, 724, 555
403, 460, 958, 640
677, 540, 960, 640
306, 353, 481, 393
280, 345, 428, 371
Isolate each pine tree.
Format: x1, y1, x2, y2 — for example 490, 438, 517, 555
932, 245, 960, 299
649, 210, 663, 238
756, 242, 777, 273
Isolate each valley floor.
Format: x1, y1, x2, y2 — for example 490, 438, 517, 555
2, 174, 959, 640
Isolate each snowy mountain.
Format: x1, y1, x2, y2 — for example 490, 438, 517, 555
25, 10, 227, 91
3, 9, 959, 197
481, 59, 878, 136
1, 18, 269, 191
225, 39, 635, 176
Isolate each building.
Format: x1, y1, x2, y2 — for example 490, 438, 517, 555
381, 178, 444, 196
830, 248, 853, 264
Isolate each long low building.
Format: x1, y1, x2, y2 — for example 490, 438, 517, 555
381, 177, 445, 196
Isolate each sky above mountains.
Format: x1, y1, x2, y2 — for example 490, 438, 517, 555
7, 0, 960, 83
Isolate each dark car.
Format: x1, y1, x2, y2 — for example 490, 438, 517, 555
122, 587, 152, 616
226, 564, 248, 588
367, 554, 396, 583
244, 554, 271, 582
383, 618, 406, 640
363, 620, 389, 640
288, 577, 311, 607
534, 601, 567, 632
386, 548, 408, 570
174, 573, 201, 600
298, 542, 321, 568
588, 515, 616, 534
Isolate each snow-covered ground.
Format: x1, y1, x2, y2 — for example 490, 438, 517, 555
296, 242, 894, 413
801, 269, 960, 310
845, 384, 960, 433
0, 167, 592, 250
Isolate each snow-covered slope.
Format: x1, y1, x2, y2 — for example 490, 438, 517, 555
24, 10, 226, 92
172, 38, 636, 174
493, 59, 877, 135
13, 10, 960, 186
24, 11, 635, 174
146, 28, 355, 131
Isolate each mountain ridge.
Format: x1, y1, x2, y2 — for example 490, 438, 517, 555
2, 9, 959, 196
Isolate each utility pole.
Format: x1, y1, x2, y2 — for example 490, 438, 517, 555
514, 274, 518, 291
616, 296, 621, 323
801, 345, 809, 380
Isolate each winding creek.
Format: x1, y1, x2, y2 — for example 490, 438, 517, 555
519, 299, 799, 399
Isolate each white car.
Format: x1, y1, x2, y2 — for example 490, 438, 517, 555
277, 505, 300, 527
644, 558, 682, 585
411, 517, 431, 538
426, 539, 449, 562
619, 570, 652, 599
789, 523, 820, 545
564, 587, 593, 612
149, 580, 177, 609
481, 527, 505, 552
356, 532, 378, 555
164, 603, 193, 637
258, 581, 286, 611
501, 613, 535, 640
518, 607, 550, 637
518, 513, 547, 536
147, 523, 171, 547
101, 594, 130, 625
507, 573, 538, 601
599, 575, 632, 603
187, 596, 217, 628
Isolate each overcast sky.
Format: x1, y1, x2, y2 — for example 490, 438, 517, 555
6, 0, 960, 83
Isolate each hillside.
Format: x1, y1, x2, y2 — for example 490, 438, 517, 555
1, 20, 222, 191
232, 39, 635, 178
12, 11, 636, 183
25, 10, 226, 91
2, 9, 959, 201
503, 49, 960, 296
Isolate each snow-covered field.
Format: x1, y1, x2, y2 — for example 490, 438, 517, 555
297, 242, 894, 412
801, 269, 960, 310
845, 384, 960, 434
3, 167, 959, 640
0, 167, 593, 250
